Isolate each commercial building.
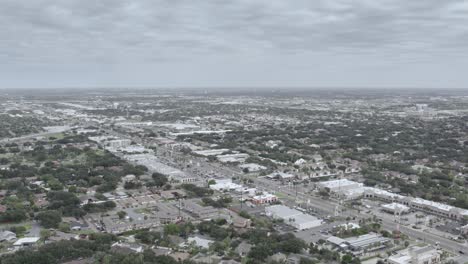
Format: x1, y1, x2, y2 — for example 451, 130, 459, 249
316, 179, 365, 200
265, 205, 322, 230
328, 233, 391, 254
345, 233, 391, 253
316, 179, 364, 193
365, 187, 468, 221
107, 139, 132, 148
388, 246, 440, 264
238, 163, 266, 172
216, 153, 249, 163
252, 192, 278, 205
125, 154, 198, 184
381, 203, 410, 214
182, 200, 219, 220
209, 179, 242, 192
266, 172, 295, 180
315, 179, 468, 222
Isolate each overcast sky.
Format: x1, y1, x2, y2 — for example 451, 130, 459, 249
1, 0, 468, 89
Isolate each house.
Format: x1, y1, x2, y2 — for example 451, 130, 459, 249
13, 237, 40, 248
235, 241, 252, 257
191, 253, 222, 264
268, 253, 287, 263
159, 189, 187, 200
111, 242, 144, 253
461, 224, 468, 235
287, 254, 311, 264
0, 230, 17, 242
181, 236, 214, 249
122, 174, 137, 183
169, 252, 191, 262
219, 260, 241, 264
151, 247, 172, 256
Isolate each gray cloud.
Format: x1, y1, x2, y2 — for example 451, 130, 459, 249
1, 0, 468, 88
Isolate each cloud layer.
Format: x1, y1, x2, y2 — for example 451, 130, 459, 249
1, 0, 468, 88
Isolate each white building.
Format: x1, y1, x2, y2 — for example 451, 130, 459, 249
265, 205, 322, 230
13, 237, 40, 248
181, 236, 213, 249
216, 153, 249, 163
381, 203, 410, 214
316, 179, 364, 193
239, 163, 266, 172
266, 172, 295, 180
107, 139, 132, 148
252, 192, 278, 205
209, 179, 242, 192
388, 246, 440, 264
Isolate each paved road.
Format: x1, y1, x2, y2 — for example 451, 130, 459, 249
102, 127, 468, 255
0, 126, 74, 143
254, 177, 468, 255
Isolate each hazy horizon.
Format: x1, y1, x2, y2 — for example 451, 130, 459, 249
2, 0, 468, 89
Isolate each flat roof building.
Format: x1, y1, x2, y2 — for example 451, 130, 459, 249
182, 200, 219, 220
265, 205, 322, 230
316, 179, 363, 193
388, 246, 440, 264
381, 203, 410, 214
13, 237, 40, 248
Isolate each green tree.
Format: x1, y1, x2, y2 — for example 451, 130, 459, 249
36, 210, 62, 228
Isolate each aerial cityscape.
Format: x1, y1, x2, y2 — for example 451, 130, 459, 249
0, 88, 467, 264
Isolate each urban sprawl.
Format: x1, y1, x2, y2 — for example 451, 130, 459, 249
0, 89, 467, 264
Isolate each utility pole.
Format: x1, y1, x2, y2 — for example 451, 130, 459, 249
178, 198, 182, 218
239, 173, 243, 209
295, 181, 298, 202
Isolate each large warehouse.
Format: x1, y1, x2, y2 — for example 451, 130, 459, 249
265, 205, 322, 230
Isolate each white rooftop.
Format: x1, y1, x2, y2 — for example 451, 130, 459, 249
13, 237, 40, 246
318, 179, 362, 189
382, 203, 410, 212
